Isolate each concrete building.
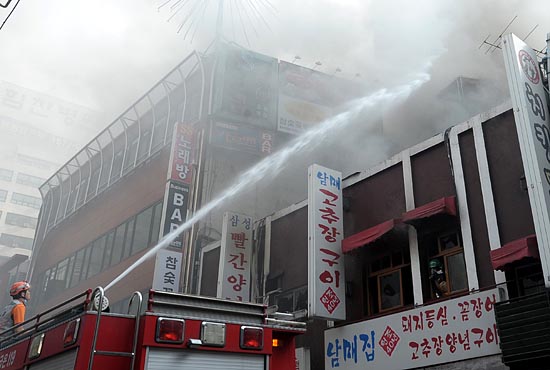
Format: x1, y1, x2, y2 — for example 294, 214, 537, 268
0, 81, 100, 306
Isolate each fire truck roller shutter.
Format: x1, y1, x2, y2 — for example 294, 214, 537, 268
145, 348, 266, 370
27, 349, 78, 370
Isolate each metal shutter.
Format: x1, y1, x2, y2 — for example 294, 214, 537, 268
27, 349, 77, 370
145, 348, 266, 370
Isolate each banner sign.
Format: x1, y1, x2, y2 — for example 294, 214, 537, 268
212, 44, 278, 130
278, 61, 337, 135
152, 249, 183, 292
308, 164, 345, 320
168, 123, 195, 185
324, 289, 500, 370
503, 33, 550, 287
210, 121, 274, 156
161, 181, 190, 249
217, 212, 253, 302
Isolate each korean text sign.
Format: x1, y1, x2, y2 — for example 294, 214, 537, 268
503, 34, 550, 285
161, 181, 190, 249
324, 289, 500, 370
168, 123, 195, 185
152, 249, 183, 292
308, 164, 346, 320
218, 212, 253, 302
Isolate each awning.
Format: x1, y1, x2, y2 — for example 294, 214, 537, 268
490, 235, 539, 271
402, 196, 457, 225
342, 219, 401, 254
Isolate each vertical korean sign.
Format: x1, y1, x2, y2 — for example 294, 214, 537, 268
152, 249, 183, 292
308, 164, 346, 320
159, 123, 195, 249
217, 212, 253, 302
503, 34, 550, 286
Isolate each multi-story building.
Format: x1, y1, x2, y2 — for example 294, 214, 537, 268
0, 81, 100, 306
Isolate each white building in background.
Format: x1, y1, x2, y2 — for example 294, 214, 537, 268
0, 80, 102, 269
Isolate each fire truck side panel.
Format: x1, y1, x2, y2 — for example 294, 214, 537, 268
144, 348, 266, 370
0, 340, 29, 370
270, 331, 299, 370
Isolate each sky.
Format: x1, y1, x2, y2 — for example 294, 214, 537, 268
0, 0, 549, 159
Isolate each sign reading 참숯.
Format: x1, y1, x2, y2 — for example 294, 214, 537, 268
324, 289, 500, 370
308, 164, 346, 320
218, 212, 253, 302
152, 249, 183, 292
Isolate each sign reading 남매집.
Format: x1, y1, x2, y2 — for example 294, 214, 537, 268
324, 289, 500, 370
217, 212, 253, 302
308, 164, 346, 320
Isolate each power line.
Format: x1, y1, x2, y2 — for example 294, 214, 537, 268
0, 0, 22, 31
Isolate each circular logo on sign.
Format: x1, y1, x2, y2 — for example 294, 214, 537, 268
518, 50, 540, 84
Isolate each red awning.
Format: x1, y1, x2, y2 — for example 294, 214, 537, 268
490, 235, 540, 271
342, 219, 401, 254
402, 196, 457, 225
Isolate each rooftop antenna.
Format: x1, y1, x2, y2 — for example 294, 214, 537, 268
157, 0, 276, 47
478, 15, 517, 54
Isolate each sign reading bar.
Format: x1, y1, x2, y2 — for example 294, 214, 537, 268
324, 289, 500, 370
161, 181, 190, 249
152, 249, 183, 292
503, 34, 550, 287
308, 164, 345, 320
217, 212, 253, 302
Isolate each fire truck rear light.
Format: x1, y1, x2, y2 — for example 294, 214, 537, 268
200, 322, 226, 347
29, 333, 45, 359
156, 318, 185, 343
63, 318, 80, 346
240, 326, 263, 350
272, 338, 282, 347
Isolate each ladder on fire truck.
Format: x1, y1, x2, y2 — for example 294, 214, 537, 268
0, 286, 144, 370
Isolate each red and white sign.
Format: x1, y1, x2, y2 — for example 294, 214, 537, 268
168, 123, 196, 185
308, 164, 345, 320
325, 289, 500, 370
503, 34, 550, 287
217, 212, 253, 302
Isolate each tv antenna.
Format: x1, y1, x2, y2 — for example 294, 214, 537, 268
156, 0, 277, 47
478, 15, 518, 54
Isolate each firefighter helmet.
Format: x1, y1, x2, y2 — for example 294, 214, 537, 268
10, 281, 30, 297
429, 259, 442, 269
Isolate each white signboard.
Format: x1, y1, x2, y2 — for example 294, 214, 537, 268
152, 249, 183, 292
217, 212, 253, 301
503, 34, 550, 286
325, 289, 500, 370
278, 95, 332, 135
308, 164, 346, 320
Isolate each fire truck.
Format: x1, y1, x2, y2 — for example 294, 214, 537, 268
0, 287, 305, 370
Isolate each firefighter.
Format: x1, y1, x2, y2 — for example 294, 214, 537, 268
0, 281, 31, 335
429, 259, 448, 298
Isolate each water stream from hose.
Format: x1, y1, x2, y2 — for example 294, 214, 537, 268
105, 71, 431, 291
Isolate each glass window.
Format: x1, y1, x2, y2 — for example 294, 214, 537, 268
0, 233, 33, 249
150, 202, 162, 246
110, 223, 127, 267
0, 189, 7, 202
0, 168, 13, 182
102, 230, 115, 270
16, 173, 46, 187
11, 192, 42, 209
122, 217, 135, 259
80, 245, 92, 280
5, 213, 38, 228
65, 255, 76, 289
366, 247, 412, 315
56, 258, 69, 282
132, 207, 153, 255
87, 236, 106, 278
70, 249, 86, 288
427, 231, 468, 299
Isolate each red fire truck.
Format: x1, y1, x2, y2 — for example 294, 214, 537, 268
0, 287, 305, 370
